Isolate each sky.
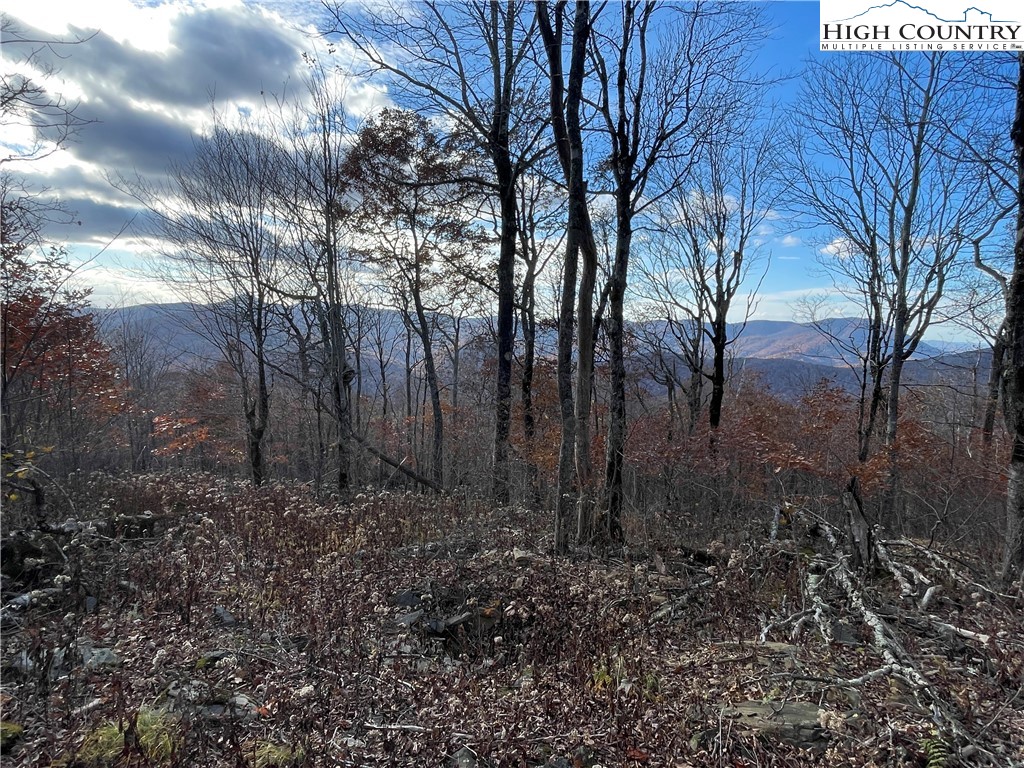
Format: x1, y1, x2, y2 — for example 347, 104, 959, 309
0, 1, 971, 333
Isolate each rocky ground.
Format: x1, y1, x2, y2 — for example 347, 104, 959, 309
1, 473, 1022, 766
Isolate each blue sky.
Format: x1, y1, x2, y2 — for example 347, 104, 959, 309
0, 1, 983, 337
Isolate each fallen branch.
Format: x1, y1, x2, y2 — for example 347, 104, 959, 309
348, 432, 443, 494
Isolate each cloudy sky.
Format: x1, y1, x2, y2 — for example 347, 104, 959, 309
1, 0, 858, 322
2, 0, 388, 301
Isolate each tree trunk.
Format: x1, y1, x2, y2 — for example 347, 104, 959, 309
708, 320, 727, 430
492, 165, 516, 503
1001, 51, 1024, 585
520, 263, 540, 507
602, 203, 631, 545
246, 359, 270, 487
538, 0, 594, 554
983, 327, 1006, 447
411, 280, 444, 489
575, 213, 597, 542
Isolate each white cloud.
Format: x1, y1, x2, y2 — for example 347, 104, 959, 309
6, 0, 182, 52
780, 235, 801, 247
72, 263, 184, 307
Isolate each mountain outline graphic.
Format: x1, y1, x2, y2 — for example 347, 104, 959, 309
831, 1, 1013, 23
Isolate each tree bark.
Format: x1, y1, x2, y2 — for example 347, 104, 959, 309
1001, 51, 1024, 585
603, 194, 631, 544
982, 329, 1005, 447
410, 272, 444, 489
538, 0, 595, 554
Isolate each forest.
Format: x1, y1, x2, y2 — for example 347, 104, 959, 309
2, 2, 1024, 766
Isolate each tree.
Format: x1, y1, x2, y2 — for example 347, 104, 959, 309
514, 168, 564, 505
588, 0, 766, 543
789, 53, 985, 464
323, 0, 548, 502
104, 308, 177, 472
1, 237, 120, 509
1, 15, 92, 167
1, 15, 93, 254
1002, 51, 1024, 585
536, 0, 599, 553
272, 63, 359, 491
344, 108, 491, 489
123, 117, 288, 487
788, 52, 991, 568
638, 121, 778, 433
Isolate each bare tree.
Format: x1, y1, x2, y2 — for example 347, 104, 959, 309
587, 0, 766, 544
638, 122, 778, 433
788, 52, 990, 567
122, 117, 288, 486
271, 64, 359, 491
1, 15, 94, 254
103, 308, 178, 472
324, 0, 548, 502
1002, 51, 1024, 585
344, 109, 491, 490
536, 0, 599, 553
1, 15, 92, 167
515, 168, 564, 505
789, 53, 985, 463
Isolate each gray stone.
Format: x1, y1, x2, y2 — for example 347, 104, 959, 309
396, 609, 424, 627
832, 621, 860, 645
81, 646, 120, 669
5, 588, 62, 611
444, 612, 474, 630
394, 590, 422, 608
451, 746, 488, 767
212, 605, 237, 626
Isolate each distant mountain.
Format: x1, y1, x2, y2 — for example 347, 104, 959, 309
91, 303, 987, 400
93, 303, 223, 363
728, 318, 962, 366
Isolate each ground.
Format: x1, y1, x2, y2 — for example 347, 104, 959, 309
1, 473, 1022, 766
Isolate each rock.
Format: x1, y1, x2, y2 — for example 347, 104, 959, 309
202, 693, 260, 722
512, 548, 530, 566
83, 595, 99, 613
81, 646, 120, 669
396, 609, 424, 627
5, 587, 63, 611
721, 700, 829, 750
831, 621, 860, 645
212, 605, 237, 626
451, 745, 488, 767
444, 611, 474, 630
423, 617, 447, 635
394, 590, 423, 609
164, 678, 211, 706
164, 679, 261, 722
0, 722, 24, 754
8, 644, 77, 680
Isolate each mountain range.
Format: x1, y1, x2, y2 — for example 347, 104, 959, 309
92, 303, 987, 400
